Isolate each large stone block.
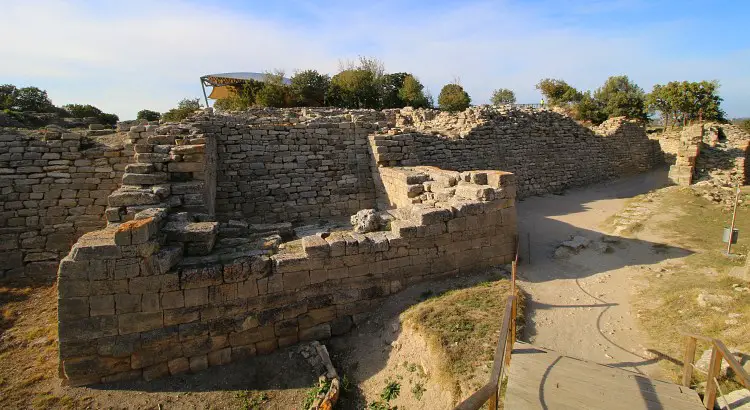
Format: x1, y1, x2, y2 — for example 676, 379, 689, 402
118, 311, 164, 335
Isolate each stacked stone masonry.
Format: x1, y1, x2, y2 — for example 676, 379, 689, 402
50, 106, 669, 385
371, 107, 663, 198
0, 128, 129, 277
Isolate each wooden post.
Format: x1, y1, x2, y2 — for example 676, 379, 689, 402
703, 346, 723, 409
488, 389, 498, 410
681, 336, 697, 387
727, 184, 740, 255
527, 232, 532, 265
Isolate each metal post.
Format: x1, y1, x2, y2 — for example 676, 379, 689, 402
727, 184, 740, 255
200, 78, 209, 108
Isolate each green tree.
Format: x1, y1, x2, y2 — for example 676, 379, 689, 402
136, 109, 161, 121
535, 79, 581, 106
290, 69, 330, 107
14, 86, 54, 112
254, 72, 291, 108
593, 75, 647, 121
0, 84, 18, 110
646, 80, 725, 126
63, 103, 118, 125
379, 72, 408, 109
98, 113, 119, 126
162, 98, 202, 122
329, 69, 379, 108
490, 88, 516, 105
438, 83, 471, 112
398, 75, 430, 108
574, 91, 607, 124
63, 104, 102, 118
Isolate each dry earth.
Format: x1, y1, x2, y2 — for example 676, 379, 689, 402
517, 168, 677, 379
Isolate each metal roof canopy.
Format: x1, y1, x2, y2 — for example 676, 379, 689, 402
199, 72, 292, 106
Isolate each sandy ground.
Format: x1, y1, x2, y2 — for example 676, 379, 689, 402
516, 168, 687, 379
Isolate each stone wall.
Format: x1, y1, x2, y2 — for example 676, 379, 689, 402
208, 109, 390, 223
371, 108, 663, 198
56, 115, 517, 384
0, 128, 129, 277
53, 105, 668, 385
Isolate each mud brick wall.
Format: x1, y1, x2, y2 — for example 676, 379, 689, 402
204, 113, 379, 223
0, 129, 129, 277
371, 110, 663, 198
56, 161, 517, 386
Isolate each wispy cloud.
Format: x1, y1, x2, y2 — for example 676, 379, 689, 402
1, 0, 747, 118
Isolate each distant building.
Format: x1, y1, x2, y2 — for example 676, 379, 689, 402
199, 72, 292, 105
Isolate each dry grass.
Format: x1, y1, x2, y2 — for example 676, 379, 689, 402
400, 279, 524, 399
0, 277, 89, 409
632, 187, 750, 389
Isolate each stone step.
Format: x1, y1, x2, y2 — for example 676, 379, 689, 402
122, 172, 168, 185
163, 220, 218, 256
125, 163, 155, 174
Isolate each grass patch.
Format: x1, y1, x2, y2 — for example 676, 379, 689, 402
236, 390, 269, 410
400, 279, 524, 398
633, 186, 750, 387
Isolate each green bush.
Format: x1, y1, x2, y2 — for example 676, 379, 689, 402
136, 109, 161, 121
398, 75, 431, 108
162, 98, 202, 122
490, 88, 516, 105
594, 75, 647, 121
438, 83, 471, 112
290, 70, 330, 107
536, 78, 581, 106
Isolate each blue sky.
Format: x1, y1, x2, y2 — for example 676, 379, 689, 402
1, 0, 748, 119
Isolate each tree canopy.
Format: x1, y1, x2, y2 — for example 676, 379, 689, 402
162, 98, 202, 122
290, 70, 330, 107
646, 81, 725, 126
491, 88, 516, 105
136, 109, 161, 121
593, 75, 647, 121
210, 57, 432, 111
536, 79, 581, 105
438, 83, 471, 112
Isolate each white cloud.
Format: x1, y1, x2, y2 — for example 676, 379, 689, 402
0, 0, 747, 119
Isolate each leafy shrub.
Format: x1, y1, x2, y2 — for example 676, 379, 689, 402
438, 83, 471, 112
290, 70, 330, 107
162, 98, 202, 122
398, 75, 431, 108
536, 78, 581, 106
490, 88, 516, 105
136, 109, 161, 121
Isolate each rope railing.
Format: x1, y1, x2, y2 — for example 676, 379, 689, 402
680, 331, 750, 409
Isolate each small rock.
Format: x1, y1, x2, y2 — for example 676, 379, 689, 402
560, 235, 592, 250
350, 209, 383, 233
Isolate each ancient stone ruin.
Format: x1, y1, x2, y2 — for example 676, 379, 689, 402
0, 106, 665, 385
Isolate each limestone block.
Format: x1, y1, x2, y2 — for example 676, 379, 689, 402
58, 297, 90, 320
189, 355, 209, 372
168, 357, 190, 375
58, 315, 118, 342
299, 323, 331, 341
181, 264, 223, 289
302, 235, 330, 258
283, 270, 310, 290
118, 311, 164, 335
168, 162, 203, 173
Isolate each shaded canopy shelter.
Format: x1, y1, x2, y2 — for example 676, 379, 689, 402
199, 72, 292, 106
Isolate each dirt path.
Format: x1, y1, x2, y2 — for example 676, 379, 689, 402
516, 168, 683, 379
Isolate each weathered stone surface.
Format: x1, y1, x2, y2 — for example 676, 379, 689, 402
350, 209, 383, 233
